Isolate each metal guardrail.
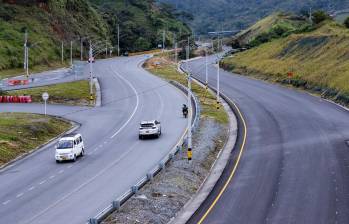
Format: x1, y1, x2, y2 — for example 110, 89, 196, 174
88, 80, 201, 224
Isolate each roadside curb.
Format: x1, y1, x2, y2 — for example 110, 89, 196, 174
93, 77, 102, 107
0, 117, 80, 173
168, 62, 238, 224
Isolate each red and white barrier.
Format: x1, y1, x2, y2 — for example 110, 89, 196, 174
7, 79, 29, 86
0, 96, 32, 103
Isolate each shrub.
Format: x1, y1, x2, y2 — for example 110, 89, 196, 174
345, 17, 349, 29
312, 10, 332, 24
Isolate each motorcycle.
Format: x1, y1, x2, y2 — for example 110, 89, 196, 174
183, 109, 188, 118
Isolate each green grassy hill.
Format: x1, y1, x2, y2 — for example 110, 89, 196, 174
222, 21, 349, 105
0, 0, 190, 76
89, 0, 191, 52
236, 12, 310, 46
0, 0, 109, 72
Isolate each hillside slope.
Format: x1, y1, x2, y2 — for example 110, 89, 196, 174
160, 0, 349, 34
236, 12, 310, 46
89, 0, 191, 52
0, 0, 190, 76
0, 0, 109, 73
222, 21, 349, 105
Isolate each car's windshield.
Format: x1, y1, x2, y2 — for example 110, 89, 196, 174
57, 140, 73, 149
141, 123, 154, 128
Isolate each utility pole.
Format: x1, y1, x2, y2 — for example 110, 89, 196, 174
117, 24, 120, 56
24, 30, 28, 78
80, 39, 83, 61
162, 30, 165, 52
70, 41, 73, 68
89, 41, 93, 101
61, 41, 64, 64
105, 39, 108, 58
186, 37, 192, 162
309, 7, 313, 24
26, 47, 29, 78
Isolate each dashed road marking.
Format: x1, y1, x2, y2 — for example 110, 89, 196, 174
49, 175, 55, 179
2, 200, 11, 205
28, 186, 35, 191
39, 180, 46, 185
58, 170, 64, 174
16, 193, 24, 198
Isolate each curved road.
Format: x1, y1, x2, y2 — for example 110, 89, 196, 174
0, 56, 187, 224
185, 56, 349, 224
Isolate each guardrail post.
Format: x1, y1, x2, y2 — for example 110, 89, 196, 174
89, 218, 98, 224
131, 185, 139, 195
160, 161, 166, 171
112, 200, 121, 211
147, 172, 153, 183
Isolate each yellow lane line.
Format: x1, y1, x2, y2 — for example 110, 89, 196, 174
198, 97, 248, 224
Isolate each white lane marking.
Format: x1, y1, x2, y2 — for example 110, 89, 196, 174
67, 165, 73, 169
49, 175, 55, 179
110, 68, 140, 139
16, 193, 24, 198
24, 142, 140, 224
2, 200, 11, 205
39, 180, 46, 185
28, 186, 35, 191
154, 90, 165, 120
58, 170, 64, 174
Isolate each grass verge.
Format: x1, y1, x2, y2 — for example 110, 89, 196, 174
9, 80, 95, 106
0, 113, 71, 166
144, 56, 229, 124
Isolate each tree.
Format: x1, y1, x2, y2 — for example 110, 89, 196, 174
345, 17, 349, 29
312, 10, 332, 24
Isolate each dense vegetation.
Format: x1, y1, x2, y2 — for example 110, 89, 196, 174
0, 0, 190, 74
160, 0, 349, 34
222, 20, 349, 105
89, 0, 191, 52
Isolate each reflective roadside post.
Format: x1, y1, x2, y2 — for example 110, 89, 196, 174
42, 92, 49, 116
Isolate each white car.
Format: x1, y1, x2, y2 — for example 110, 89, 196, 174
55, 133, 85, 163
139, 120, 161, 139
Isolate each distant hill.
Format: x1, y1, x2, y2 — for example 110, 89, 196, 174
88, 0, 191, 52
235, 12, 310, 46
159, 0, 349, 34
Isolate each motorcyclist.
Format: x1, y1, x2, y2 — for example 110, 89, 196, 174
182, 104, 188, 118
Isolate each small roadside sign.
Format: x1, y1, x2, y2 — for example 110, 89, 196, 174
42, 92, 49, 115
42, 92, 49, 101
287, 71, 294, 78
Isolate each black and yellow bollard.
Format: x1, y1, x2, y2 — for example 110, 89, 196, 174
187, 148, 192, 161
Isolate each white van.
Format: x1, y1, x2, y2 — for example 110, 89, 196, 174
55, 133, 85, 163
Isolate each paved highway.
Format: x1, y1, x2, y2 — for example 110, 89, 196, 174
0, 56, 187, 224
185, 56, 349, 224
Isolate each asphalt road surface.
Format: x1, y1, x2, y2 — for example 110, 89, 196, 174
185, 56, 349, 224
0, 56, 187, 224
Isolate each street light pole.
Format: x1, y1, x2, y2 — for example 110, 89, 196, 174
70, 41, 73, 68
186, 37, 192, 162
24, 30, 27, 76
105, 39, 108, 58
205, 48, 208, 88
80, 39, 83, 61
117, 24, 120, 56
217, 57, 220, 109
61, 41, 64, 64
89, 41, 93, 101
